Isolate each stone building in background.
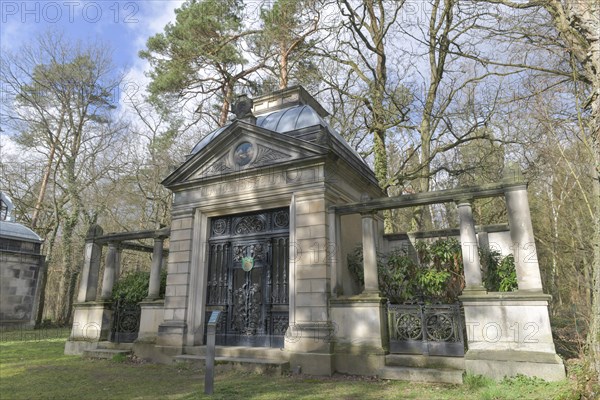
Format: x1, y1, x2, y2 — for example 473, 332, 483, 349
0, 192, 44, 327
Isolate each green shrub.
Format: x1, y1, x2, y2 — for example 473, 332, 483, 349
348, 237, 518, 303
496, 254, 517, 291
111, 269, 167, 304
348, 238, 464, 303
347, 246, 365, 287
378, 247, 421, 303
481, 249, 517, 292
419, 238, 464, 301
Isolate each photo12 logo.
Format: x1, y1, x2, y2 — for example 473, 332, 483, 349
1, 1, 139, 24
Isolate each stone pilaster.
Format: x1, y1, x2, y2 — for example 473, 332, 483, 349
146, 237, 165, 300
286, 194, 334, 375
327, 208, 342, 296
158, 212, 193, 349
292, 195, 329, 324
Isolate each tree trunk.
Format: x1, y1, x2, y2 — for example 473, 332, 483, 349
411, 0, 450, 231
57, 220, 77, 324
218, 82, 234, 126
412, 132, 432, 231
56, 155, 83, 325
588, 151, 600, 380
34, 260, 47, 327
280, 45, 289, 89
31, 141, 57, 229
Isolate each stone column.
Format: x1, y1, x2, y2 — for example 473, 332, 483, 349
504, 184, 544, 291
456, 198, 485, 291
361, 212, 379, 295
100, 242, 119, 300
77, 225, 103, 302
146, 237, 165, 300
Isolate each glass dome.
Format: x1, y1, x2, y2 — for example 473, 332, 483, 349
190, 104, 327, 156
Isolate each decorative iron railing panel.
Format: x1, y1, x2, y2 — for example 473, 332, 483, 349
387, 303, 465, 356
111, 298, 141, 343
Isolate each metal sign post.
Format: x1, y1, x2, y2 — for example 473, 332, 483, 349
204, 311, 220, 395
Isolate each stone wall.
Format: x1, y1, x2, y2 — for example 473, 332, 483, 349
0, 250, 43, 326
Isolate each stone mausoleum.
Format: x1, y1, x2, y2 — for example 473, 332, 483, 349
65, 86, 565, 382
0, 192, 44, 327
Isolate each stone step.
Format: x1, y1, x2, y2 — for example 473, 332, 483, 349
183, 346, 289, 362
83, 349, 132, 360
385, 354, 465, 370
96, 341, 134, 351
378, 366, 463, 384
174, 354, 290, 375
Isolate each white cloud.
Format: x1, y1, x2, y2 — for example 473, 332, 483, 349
119, 1, 184, 105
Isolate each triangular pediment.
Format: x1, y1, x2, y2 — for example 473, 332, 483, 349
162, 121, 328, 188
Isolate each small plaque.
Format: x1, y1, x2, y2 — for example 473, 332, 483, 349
241, 256, 254, 272
208, 311, 221, 324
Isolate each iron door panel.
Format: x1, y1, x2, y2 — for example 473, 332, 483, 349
206, 208, 289, 348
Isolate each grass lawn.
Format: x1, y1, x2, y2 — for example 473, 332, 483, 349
0, 328, 580, 400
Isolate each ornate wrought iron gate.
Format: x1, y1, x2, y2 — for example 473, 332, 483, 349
205, 208, 289, 347
111, 296, 141, 343
387, 303, 465, 356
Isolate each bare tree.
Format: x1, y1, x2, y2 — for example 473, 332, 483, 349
475, 0, 599, 379
319, 1, 512, 231
323, 0, 409, 190
1, 31, 127, 324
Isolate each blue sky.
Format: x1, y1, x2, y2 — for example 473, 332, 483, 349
1, 0, 184, 97
0, 1, 189, 153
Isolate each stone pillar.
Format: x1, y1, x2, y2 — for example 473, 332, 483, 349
146, 237, 165, 300
77, 225, 103, 302
477, 230, 490, 252
361, 212, 379, 295
100, 242, 119, 300
504, 185, 544, 291
331, 203, 387, 376
456, 198, 485, 291
114, 247, 122, 281
328, 209, 342, 296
